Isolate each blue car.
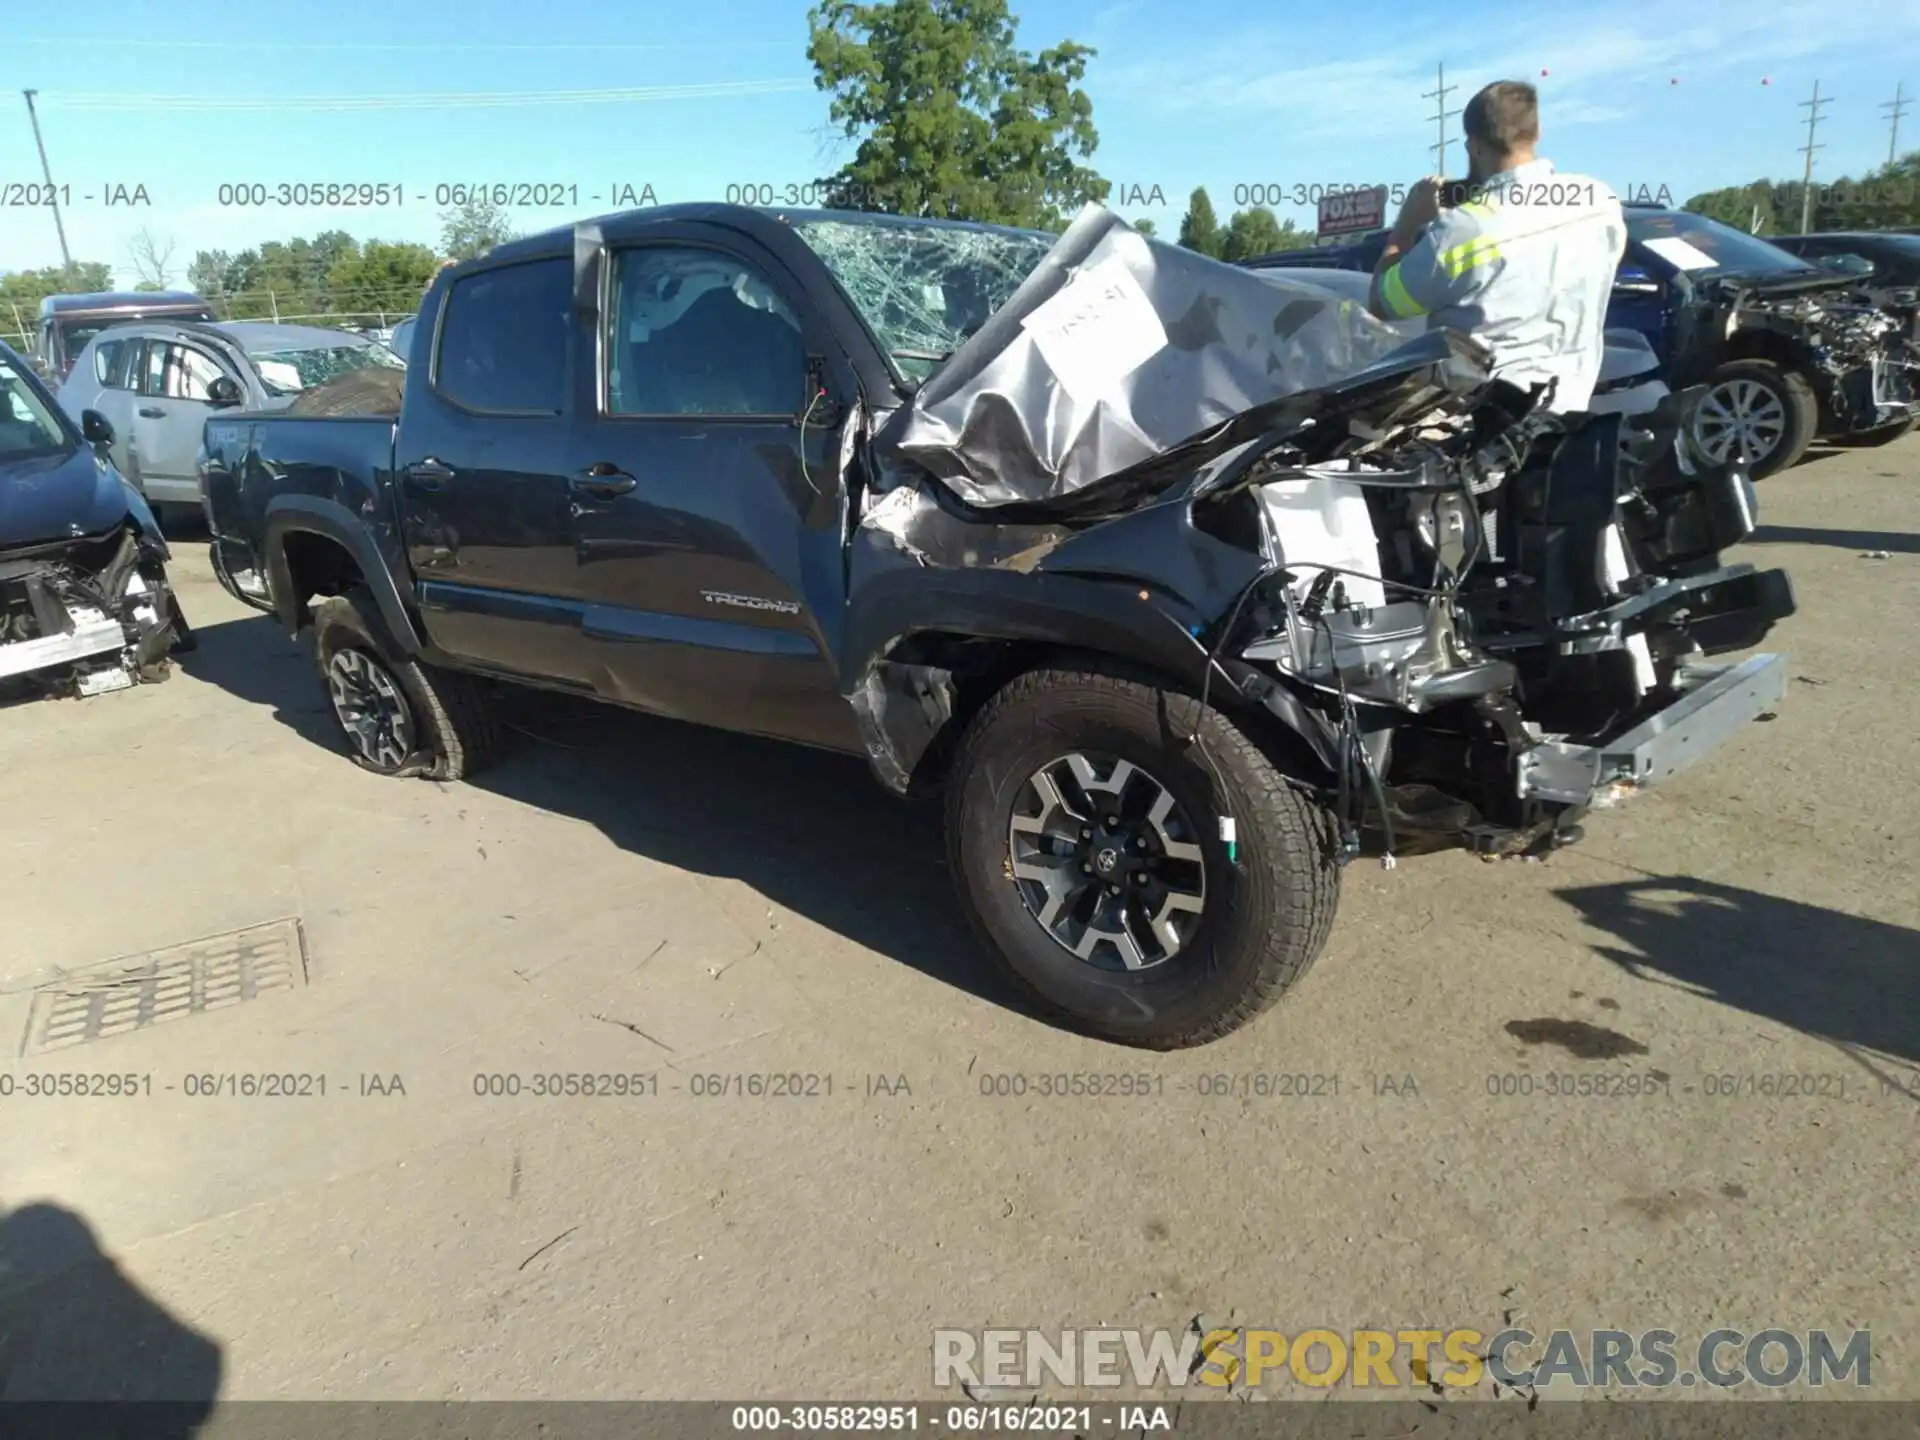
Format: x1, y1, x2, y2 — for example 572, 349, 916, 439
1244, 206, 1920, 475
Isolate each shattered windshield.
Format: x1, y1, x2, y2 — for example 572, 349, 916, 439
789, 216, 1057, 386
0, 357, 73, 464
246, 340, 405, 396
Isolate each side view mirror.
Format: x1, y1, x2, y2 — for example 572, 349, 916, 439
81, 409, 115, 447
1612, 265, 1660, 297
800, 357, 844, 428
207, 375, 244, 407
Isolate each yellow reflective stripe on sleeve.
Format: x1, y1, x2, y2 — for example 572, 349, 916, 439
1457, 200, 1495, 219
1439, 237, 1502, 278
1379, 264, 1425, 318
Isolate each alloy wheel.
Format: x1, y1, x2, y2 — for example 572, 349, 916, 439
1006, 752, 1207, 972
326, 648, 416, 771
1693, 378, 1787, 467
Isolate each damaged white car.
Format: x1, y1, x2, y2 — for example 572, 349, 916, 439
0, 343, 191, 700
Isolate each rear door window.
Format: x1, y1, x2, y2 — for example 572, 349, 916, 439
434, 258, 571, 414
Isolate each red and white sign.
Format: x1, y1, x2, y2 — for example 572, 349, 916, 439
1316, 186, 1388, 243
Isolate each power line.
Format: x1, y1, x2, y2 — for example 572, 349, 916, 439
45, 80, 812, 112
1883, 81, 1911, 167
1422, 62, 1459, 177
1796, 78, 1831, 234
11, 36, 792, 51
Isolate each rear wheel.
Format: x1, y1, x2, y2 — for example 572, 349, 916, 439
1691, 360, 1817, 478
946, 667, 1341, 1049
312, 589, 502, 780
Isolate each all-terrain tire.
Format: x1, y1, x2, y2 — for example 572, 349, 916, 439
945, 666, 1342, 1049
1696, 359, 1818, 479
312, 588, 503, 781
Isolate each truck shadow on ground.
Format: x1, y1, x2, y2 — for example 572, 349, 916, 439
0, 1197, 222, 1433
1555, 875, 1920, 1086
1748, 523, 1920, 554
177, 614, 1036, 1021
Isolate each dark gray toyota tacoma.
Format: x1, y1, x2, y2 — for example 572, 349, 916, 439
198, 202, 1796, 1049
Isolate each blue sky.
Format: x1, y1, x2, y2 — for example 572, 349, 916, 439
3, 0, 1918, 291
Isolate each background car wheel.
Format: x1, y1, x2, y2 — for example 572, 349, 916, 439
1691, 360, 1817, 478
946, 666, 1341, 1049
311, 589, 503, 781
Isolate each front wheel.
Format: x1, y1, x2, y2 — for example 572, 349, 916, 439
312, 589, 503, 780
946, 667, 1342, 1049
1690, 360, 1817, 478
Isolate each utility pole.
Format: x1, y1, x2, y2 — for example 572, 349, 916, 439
1882, 81, 1910, 166
21, 90, 76, 283
1423, 62, 1459, 176
1797, 79, 1830, 235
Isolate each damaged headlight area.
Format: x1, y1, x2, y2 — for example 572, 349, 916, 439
0, 524, 190, 700
846, 208, 1795, 867
1207, 380, 1795, 860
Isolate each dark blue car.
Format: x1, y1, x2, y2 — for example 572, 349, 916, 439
1244, 207, 1920, 475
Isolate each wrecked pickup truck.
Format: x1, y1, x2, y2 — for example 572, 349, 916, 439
1, 341, 191, 701
199, 203, 1794, 1049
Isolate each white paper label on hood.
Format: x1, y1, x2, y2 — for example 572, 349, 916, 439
1640, 236, 1717, 272
1020, 254, 1167, 402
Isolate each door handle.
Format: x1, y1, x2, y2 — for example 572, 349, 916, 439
138, 407, 165, 418
570, 463, 637, 499
407, 458, 456, 490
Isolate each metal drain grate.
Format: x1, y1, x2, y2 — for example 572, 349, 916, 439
19, 918, 308, 1057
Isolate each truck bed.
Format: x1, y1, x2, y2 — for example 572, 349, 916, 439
201, 411, 399, 613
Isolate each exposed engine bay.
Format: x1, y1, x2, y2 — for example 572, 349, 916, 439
0, 523, 191, 700
1693, 275, 1920, 432
848, 207, 1795, 862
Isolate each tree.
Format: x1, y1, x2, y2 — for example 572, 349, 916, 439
1683, 148, 1920, 234
1219, 206, 1287, 262
1222, 209, 1313, 261
1, 263, 113, 346
0, 262, 114, 311
806, 0, 1107, 229
1132, 218, 1156, 236
440, 198, 515, 261
1177, 186, 1222, 257
127, 228, 179, 289
326, 241, 442, 317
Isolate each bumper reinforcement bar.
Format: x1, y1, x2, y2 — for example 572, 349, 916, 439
1516, 651, 1788, 806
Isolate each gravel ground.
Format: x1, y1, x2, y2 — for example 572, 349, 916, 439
0, 438, 1914, 1406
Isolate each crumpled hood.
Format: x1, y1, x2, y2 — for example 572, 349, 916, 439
0, 446, 157, 551
879, 204, 1419, 509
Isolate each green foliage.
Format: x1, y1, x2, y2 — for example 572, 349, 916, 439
133, 281, 163, 292
185, 231, 436, 321
806, 0, 1107, 229
1684, 149, 1920, 234
0, 263, 115, 315
1220, 208, 1314, 261
439, 198, 517, 261
1132, 218, 1156, 236
327, 241, 443, 314
1177, 186, 1222, 256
